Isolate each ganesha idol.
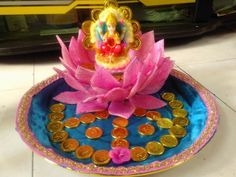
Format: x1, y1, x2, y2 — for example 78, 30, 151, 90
82, 1, 141, 71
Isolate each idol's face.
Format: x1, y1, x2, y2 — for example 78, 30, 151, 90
107, 23, 116, 34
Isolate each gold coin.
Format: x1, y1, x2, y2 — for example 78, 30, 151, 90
133, 108, 146, 117
47, 121, 64, 133
146, 111, 161, 121
131, 147, 148, 162
64, 117, 80, 128
161, 92, 175, 102
160, 135, 178, 148
111, 127, 128, 139
157, 118, 173, 129
169, 100, 183, 109
51, 130, 68, 143
111, 138, 129, 149
173, 117, 189, 127
61, 138, 79, 152
75, 145, 94, 159
145, 141, 165, 155
169, 125, 187, 138
112, 117, 128, 127
172, 108, 188, 118
94, 110, 109, 120
50, 103, 65, 113
80, 113, 96, 124
48, 112, 64, 121
92, 150, 111, 165
85, 127, 103, 139
138, 124, 155, 136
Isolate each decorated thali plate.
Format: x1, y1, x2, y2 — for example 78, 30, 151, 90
16, 69, 218, 176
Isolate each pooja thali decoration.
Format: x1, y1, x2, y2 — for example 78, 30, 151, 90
16, 0, 219, 176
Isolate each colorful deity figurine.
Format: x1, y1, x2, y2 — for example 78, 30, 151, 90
82, 0, 141, 72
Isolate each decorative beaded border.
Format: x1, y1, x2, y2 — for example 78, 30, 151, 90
16, 69, 219, 176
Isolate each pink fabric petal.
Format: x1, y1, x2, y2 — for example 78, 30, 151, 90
77, 30, 95, 64
68, 36, 82, 66
127, 72, 145, 98
140, 57, 174, 94
75, 65, 94, 85
56, 35, 76, 70
53, 67, 65, 77
76, 100, 108, 114
105, 88, 129, 101
91, 67, 121, 90
63, 73, 88, 93
123, 58, 142, 88
59, 57, 76, 75
129, 31, 155, 61
53, 91, 87, 104
108, 100, 135, 118
130, 94, 166, 109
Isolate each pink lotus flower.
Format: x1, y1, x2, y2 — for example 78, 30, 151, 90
109, 148, 131, 164
53, 30, 174, 118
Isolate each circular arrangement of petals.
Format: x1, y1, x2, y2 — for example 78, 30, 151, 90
54, 30, 174, 118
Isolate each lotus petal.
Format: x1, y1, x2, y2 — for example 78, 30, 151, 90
105, 88, 129, 101
76, 100, 108, 114
91, 67, 121, 91
53, 91, 86, 104
129, 31, 155, 61
123, 58, 142, 88
108, 100, 135, 118
140, 58, 174, 94
75, 65, 94, 85
56, 35, 76, 70
130, 94, 166, 109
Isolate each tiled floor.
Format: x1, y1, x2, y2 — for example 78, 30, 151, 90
0, 27, 236, 177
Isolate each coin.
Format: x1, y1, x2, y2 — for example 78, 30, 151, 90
51, 130, 68, 143
112, 117, 128, 127
64, 117, 80, 128
75, 145, 94, 159
131, 147, 148, 162
146, 111, 161, 121
111, 138, 129, 149
169, 125, 187, 138
85, 127, 103, 139
61, 138, 79, 152
47, 121, 64, 133
50, 103, 65, 113
145, 141, 165, 155
169, 100, 183, 109
133, 108, 146, 117
157, 118, 173, 129
111, 127, 128, 139
92, 150, 111, 165
138, 124, 155, 136
80, 113, 96, 124
173, 117, 189, 127
160, 135, 178, 148
94, 110, 109, 120
48, 112, 64, 121
161, 92, 175, 102
172, 109, 188, 118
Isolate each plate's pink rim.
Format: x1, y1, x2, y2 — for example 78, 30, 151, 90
15, 69, 219, 176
